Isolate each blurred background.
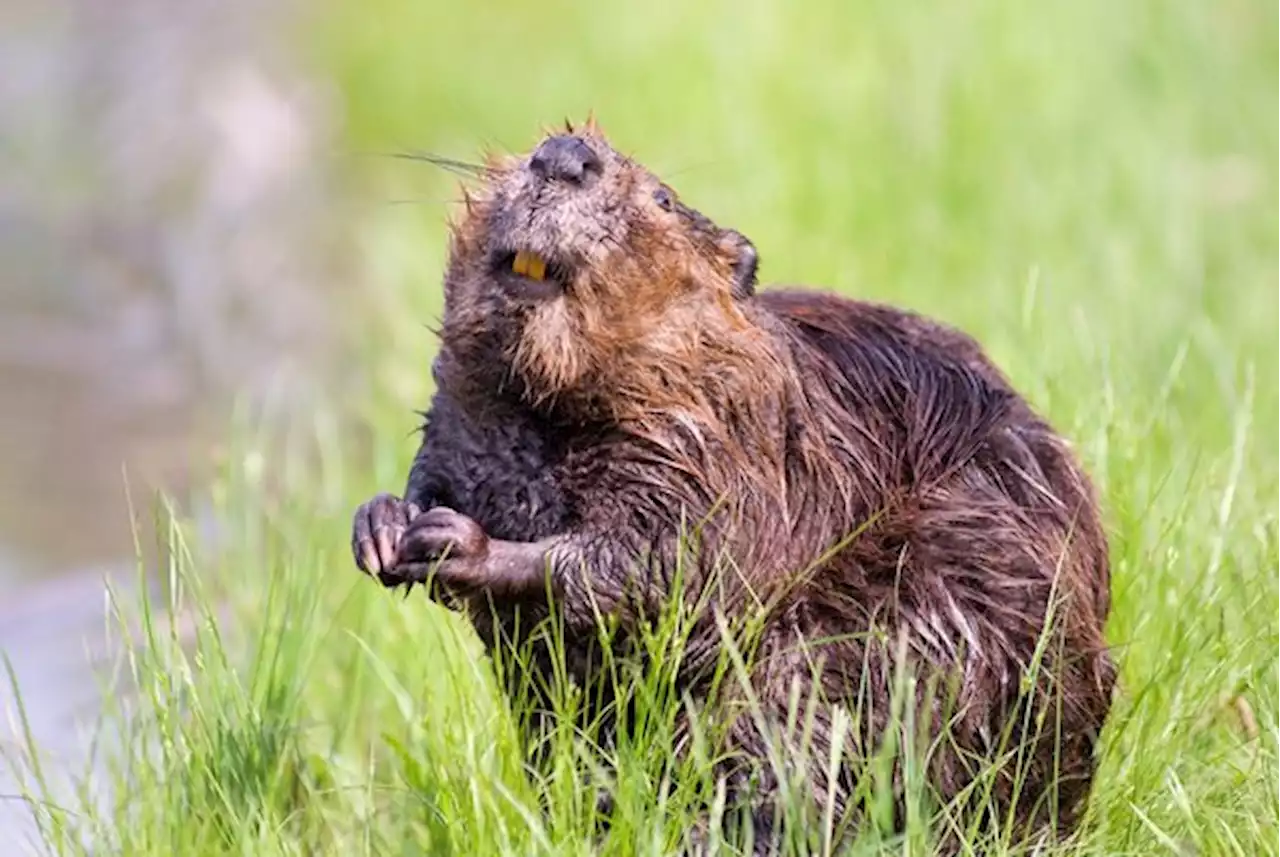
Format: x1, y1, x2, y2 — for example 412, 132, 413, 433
1, 0, 344, 583
0, 0, 353, 839
0, 0, 1275, 847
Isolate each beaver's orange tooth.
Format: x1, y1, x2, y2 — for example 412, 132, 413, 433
512, 250, 547, 281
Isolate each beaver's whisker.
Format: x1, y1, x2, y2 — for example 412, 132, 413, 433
380, 197, 452, 207
386, 151, 496, 177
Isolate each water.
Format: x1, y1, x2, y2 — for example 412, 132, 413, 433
0, 0, 346, 847
0, 572, 139, 851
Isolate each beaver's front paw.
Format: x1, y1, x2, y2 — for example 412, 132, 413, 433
351, 493, 422, 586
394, 506, 492, 593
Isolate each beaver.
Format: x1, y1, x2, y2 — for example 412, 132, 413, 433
350, 119, 1115, 852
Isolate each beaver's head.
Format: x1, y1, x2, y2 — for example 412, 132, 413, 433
440, 119, 764, 418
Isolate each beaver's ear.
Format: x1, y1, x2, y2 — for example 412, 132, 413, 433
723, 230, 758, 299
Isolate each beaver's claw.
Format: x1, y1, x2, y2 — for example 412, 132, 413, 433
351, 493, 422, 586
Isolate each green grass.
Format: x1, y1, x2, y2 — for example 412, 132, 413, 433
7, 0, 1278, 853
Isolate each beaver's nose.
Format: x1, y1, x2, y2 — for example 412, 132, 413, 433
529, 135, 601, 185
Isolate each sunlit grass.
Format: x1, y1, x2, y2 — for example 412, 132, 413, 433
5, 0, 1277, 853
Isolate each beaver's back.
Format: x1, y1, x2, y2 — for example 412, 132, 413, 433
736, 289, 1113, 837
760, 286, 1109, 623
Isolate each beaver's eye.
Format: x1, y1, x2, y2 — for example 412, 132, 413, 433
653, 187, 675, 212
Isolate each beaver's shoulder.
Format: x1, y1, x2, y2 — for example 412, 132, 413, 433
755, 287, 1036, 479
754, 288, 1007, 386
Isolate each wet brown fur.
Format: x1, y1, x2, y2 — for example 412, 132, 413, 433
354, 119, 1116, 852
